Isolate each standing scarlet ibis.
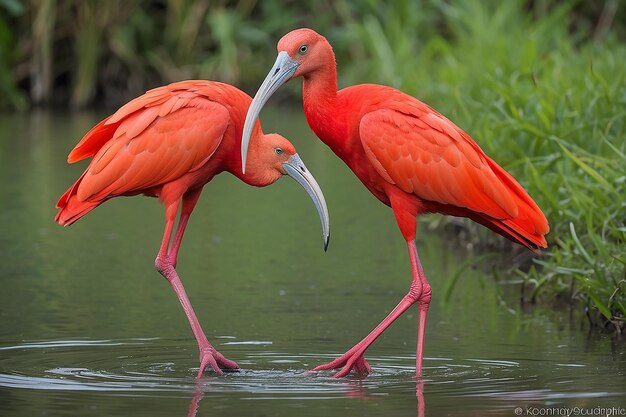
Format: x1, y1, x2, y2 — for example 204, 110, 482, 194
55, 80, 330, 378
241, 29, 549, 378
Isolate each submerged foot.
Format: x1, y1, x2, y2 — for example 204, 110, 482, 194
311, 351, 372, 378
197, 347, 239, 378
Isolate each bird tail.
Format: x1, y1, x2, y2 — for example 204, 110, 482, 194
56, 115, 121, 226
55, 173, 102, 226
471, 213, 546, 252
477, 158, 549, 251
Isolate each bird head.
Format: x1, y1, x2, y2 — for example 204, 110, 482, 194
243, 133, 330, 251
276, 28, 331, 79
240, 28, 331, 174
243, 133, 296, 184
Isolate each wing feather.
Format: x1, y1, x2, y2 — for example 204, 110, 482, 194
360, 109, 518, 220
77, 105, 228, 201
123, 106, 161, 139
66, 81, 232, 202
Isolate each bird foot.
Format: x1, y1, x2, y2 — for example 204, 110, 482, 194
311, 352, 372, 378
197, 346, 239, 378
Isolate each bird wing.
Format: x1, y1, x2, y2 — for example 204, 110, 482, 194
69, 82, 230, 202
359, 108, 521, 220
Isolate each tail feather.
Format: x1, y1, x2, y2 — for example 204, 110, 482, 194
56, 115, 121, 225
431, 156, 549, 251
55, 173, 102, 226
484, 157, 549, 249
55, 199, 101, 226
469, 211, 546, 252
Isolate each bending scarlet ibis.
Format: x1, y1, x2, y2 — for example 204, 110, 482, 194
241, 29, 549, 378
56, 80, 330, 378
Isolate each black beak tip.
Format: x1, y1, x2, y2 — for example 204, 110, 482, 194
324, 234, 330, 252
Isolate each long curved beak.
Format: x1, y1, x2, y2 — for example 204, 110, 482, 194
242, 52, 299, 174
283, 153, 330, 251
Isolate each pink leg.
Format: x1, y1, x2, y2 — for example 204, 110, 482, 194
311, 240, 431, 378
416, 381, 425, 417
169, 188, 202, 268
155, 195, 238, 378
410, 240, 431, 378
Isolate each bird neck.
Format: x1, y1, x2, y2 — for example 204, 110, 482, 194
302, 51, 338, 114
303, 65, 337, 105
302, 58, 349, 155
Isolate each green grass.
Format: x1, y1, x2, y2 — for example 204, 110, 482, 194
2, 0, 625, 330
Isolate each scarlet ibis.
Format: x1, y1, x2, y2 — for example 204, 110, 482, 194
56, 80, 330, 378
241, 29, 549, 378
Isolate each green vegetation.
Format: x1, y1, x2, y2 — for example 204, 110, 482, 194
2, 0, 624, 331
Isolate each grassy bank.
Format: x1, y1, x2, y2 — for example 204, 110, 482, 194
2, 0, 624, 330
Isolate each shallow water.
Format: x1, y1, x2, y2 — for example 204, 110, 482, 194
1, 110, 624, 416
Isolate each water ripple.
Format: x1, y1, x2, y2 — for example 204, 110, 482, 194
0, 337, 622, 404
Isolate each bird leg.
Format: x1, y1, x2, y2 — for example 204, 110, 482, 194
168, 188, 202, 268
311, 240, 430, 378
410, 240, 431, 378
155, 197, 239, 377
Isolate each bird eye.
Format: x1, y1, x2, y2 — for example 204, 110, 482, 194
275, 147, 283, 155
298, 44, 308, 55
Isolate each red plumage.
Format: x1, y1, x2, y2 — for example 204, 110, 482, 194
56, 81, 239, 225
56, 79, 330, 378
242, 28, 549, 379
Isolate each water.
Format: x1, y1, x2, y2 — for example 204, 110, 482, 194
0, 110, 624, 416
